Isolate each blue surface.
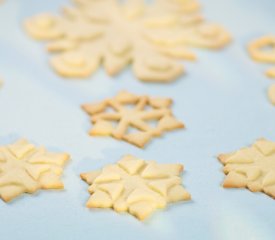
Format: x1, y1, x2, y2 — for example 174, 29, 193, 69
0, 0, 275, 239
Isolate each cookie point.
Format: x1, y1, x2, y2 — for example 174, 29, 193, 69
80, 173, 88, 181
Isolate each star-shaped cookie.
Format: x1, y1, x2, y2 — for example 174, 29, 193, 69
82, 91, 184, 148
81, 155, 191, 220
0, 139, 70, 202
218, 139, 275, 199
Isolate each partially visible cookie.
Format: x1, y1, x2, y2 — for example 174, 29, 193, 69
248, 35, 275, 79
80, 155, 191, 220
218, 139, 275, 199
267, 67, 275, 78
0, 139, 70, 202
248, 36, 275, 63
82, 91, 185, 148
268, 84, 275, 105
247, 36, 275, 105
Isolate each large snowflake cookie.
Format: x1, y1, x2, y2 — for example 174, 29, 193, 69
0, 139, 70, 202
81, 155, 191, 220
218, 139, 275, 199
24, 0, 231, 82
82, 91, 184, 148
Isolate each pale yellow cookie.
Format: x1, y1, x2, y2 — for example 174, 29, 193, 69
24, 0, 231, 82
248, 36, 275, 79
268, 84, 275, 105
81, 155, 191, 220
0, 139, 70, 202
248, 36, 275, 63
266, 67, 275, 78
82, 91, 184, 148
218, 139, 275, 199
247, 36, 275, 103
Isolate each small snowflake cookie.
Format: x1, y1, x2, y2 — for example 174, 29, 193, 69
81, 155, 191, 220
0, 139, 70, 202
218, 139, 275, 199
248, 36, 275, 79
24, 0, 231, 82
82, 91, 184, 148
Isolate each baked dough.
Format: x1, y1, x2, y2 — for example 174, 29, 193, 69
218, 139, 275, 199
248, 36, 275, 63
0, 139, 70, 202
81, 155, 191, 220
248, 36, 275, 79
267, 67, 275, 78
248, 36, 275, 105
82, 91, 184, 148
25, 0, 231, 82
268, 84, 275, 105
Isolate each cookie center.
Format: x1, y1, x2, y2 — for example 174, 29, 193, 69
122, 175, 147, 190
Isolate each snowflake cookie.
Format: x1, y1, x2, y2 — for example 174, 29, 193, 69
82, 91, 184, 148
24, 0, 231, 82
0, 139, 70, 202
248, 36, 275, 79
81, 155, 191, 220
218, 139, 275, 199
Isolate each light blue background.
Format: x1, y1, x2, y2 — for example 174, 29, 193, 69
0, 0, 275, 239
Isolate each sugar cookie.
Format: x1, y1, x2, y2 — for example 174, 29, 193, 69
25, 0, 231, 82
218, 139, 275, 199
248, 36, 275, 63
81, 155, 191, 220
266, 67, 275, 78
248, 36, 275, 105
248, 36, 275, 79
268, 84, 275, 105
82, 91, 184, 148
0, 139, 70, 202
